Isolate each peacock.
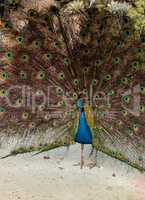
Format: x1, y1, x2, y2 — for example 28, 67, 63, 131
0, 0, 145, 170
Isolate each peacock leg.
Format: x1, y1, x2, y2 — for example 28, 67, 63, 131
80, 143, 84, 169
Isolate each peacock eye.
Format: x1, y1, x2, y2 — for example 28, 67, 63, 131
20, 71, 27, 79
48, 27, 53, 32
122, 95, 130, 103
9, 0, 20, 6
56, 87, 63, 96
137, 48, 143, 53
37, 71, 45, 80
131, 61, 140, 70
57, 101, 64, 107
28, 9, 38, 17
96, 59, 102, 66
116, 41, 122, 48
112, 57, 120, 64
83, 89, 87, 94
21, 54, 29, 62
127, 128, 133, 136
118, 120, 123, 126
44, 52, 53, 60
0, 89, 8, 97
16, 36, 24, 44
92, 79, 98, 86
117, 41, 121, 46
53, 41, 60, 49
32, 40, 41, 48
133, 123, 139, 130
140, 85, 145, 94
122, 110, 128, 116
84, 48, 89, 54
4, 22, 9, 28
96, 38, 101, 45
0, 71, 9, 80
44, 17, 48, 21
73, 92, 78, 99
0, 107, 5, 113
81, 31, 87, 37
124, 29, 131, 37
95, 94, 100, 100
36, 90, 44, 96
58, 72, 65, 80
123, 16, 129, 24
43, 15, 50, 22
105, 74, 112, 81
16, 99, 23, 107
83, 67, 88, 73
140, 105, 145, 113
4, 21, 11, 28
44, 114, 50, 120
6, 51, 13, 60
73, 79, 79, 86
63, 57, 71, 65
121, 77, 128, 84
101, 112, 106, 118
86, 21, 90, 28
22, 112, 29, 119
39, 105, 45, 111
29, 122, 35, 128
66, 121, 72, 128
107, 90, 114, 96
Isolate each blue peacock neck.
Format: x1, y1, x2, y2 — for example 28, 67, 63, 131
77, 98, 84, 113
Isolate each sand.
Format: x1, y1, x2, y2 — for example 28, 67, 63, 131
0, 144, 145, 200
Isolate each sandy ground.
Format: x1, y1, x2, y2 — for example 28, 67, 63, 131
0, 144, 145, 200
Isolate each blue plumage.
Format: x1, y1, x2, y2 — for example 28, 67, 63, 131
75, 99, 92, 144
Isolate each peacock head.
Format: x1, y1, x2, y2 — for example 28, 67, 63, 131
78, 92, 84, 100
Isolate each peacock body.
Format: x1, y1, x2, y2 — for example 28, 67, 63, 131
0, 0, 145, 170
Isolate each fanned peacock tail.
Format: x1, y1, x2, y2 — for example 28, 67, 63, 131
0, 0, 145, 170
0, 5, 80, 147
